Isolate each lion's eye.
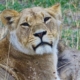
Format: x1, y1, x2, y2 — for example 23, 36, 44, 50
5, 16, 11, 21
44, 17, 51, 23
21, 22, 30, 26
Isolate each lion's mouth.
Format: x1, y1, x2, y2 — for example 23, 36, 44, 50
32, 42, 52, 51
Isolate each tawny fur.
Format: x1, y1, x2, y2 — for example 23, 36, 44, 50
0, 38, 58, 80
0, 4, 62, 80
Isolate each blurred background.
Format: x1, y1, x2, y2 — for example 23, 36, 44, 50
0, 0, 80, 49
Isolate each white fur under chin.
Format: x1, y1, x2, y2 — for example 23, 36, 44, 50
36, 45, 52, 55
36, 38, 59, 55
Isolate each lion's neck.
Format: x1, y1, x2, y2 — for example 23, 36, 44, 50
10, 30, 29, 54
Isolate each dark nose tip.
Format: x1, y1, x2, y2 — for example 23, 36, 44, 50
34, 31, 47, 38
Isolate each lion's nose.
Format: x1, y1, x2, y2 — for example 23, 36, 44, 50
34, 31, 47, 39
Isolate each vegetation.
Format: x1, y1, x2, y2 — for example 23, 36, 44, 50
0, 0, 80, 49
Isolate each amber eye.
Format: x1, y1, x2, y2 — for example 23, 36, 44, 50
21, 22, 30, 26
44, 17, 51, 23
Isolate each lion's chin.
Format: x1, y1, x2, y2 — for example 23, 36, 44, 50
35, 45, 53, 55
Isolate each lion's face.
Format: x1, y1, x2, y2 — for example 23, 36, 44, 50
1, 4, 62, 55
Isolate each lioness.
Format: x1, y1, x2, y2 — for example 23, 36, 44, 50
0, 4, 62, 80
58, 41, 80, 80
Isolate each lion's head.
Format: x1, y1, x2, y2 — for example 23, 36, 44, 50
0, 4, 62, 55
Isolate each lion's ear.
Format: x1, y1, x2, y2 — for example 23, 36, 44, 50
1, 9, 19, 26
46, 3, 62, 27
46, 3, 62, 20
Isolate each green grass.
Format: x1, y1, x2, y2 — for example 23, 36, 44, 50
0, 0, 80, 49
62, 28, 80, 49
0, 0, 79, 11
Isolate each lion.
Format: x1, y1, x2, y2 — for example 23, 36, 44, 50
0, 4, 62, 80
58, 41, 80, 80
